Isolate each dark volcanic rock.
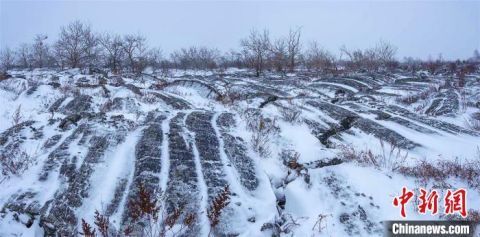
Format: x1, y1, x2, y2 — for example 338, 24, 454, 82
186, 111, 228, 200
61, 95, 92, 115
307, 100, 419, 149
122, 113, 165, 229
217, 113, 259, 190
163, 113, 201, 235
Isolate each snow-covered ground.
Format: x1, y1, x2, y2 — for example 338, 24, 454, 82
0, 69, 479, 236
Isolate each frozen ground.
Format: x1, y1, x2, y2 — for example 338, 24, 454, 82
0, 68, 479, 236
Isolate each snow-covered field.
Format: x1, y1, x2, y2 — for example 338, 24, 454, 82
0, 68, 479, 236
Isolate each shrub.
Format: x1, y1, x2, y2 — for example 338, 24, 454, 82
280, 150, 303, 173
279, 102, 302, 123
250, 117, 280, 158
11, 105, 23, 126
1, 148, 33, 178
94, 210, 109, 237
398, 158, 480, 189
207, 185, 231, 236
261, 213, 303, 235
442, 209, 480, 222
82, 183, 197, 237
81, 219, 96, 237
312, 214, 330, 233
338, 140, 408, 171
241, 108, 280, 158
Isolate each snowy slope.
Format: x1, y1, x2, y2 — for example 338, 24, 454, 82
0, 69, 479, 236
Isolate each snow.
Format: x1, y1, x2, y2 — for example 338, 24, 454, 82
189, 129, 210, 236
278, 122, 334, 163
0, 69, 479, 236
315, 81, 359, 93
78, 128, 142, 229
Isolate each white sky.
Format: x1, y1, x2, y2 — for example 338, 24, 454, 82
1, 0, 479, 60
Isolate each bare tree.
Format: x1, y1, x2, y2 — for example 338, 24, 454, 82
219, 50, 244, 69
99, 33, 124, 73
425, 54, 443, 75
340, 40, 397, 72
340, 45, 364, 71
286, 27, 301, 72
146, 47, 163, 69
122, 34, 147, 73
198, 47, 220, 70
0, 47, 15, 71
16, 43, 33, 69
83, 29, 100, 73
471, 49, 480, 62
374, 40, 397, 69
171, 46, 219, 70
304, 41, 335, 73
270, 38, 288, 73
241, 29, 271, 77
32, 34, 50, 68
55, 20, 97, 69
403, 57, 422, 75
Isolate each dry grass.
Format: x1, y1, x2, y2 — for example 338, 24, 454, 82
398, 158, 480, 189
442, 209, 480, 222
279, 103, 302, 123
281, 150, 303, 173
11, 105, 23, 126
242, 109, 280, 158
1, 148, 33, 178
207, 185, 231, 236
250, 117, 280, 158
338, 140, 408, 172
312, 214, 330, 234
94, 210, 109, 237
82, 183, 198, 237
81, 219, 96, 237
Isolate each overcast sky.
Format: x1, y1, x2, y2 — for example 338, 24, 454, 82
1, 0, 479, 60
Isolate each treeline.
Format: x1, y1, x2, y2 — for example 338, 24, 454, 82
0, 20, 478, 76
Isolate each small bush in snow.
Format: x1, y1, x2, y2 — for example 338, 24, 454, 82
81, 219, 96, 237
240, 108, 280, 158
279, 102, 302, 123
11, 105, 23, 126
94, 210, 109, 237
261, 213, 303, 235
81, 183, 198, 237
207, 185, 231, 236
442, 209, 480, 223
338, 140, 408, 172
312, 214, 330, 234
280, 149, 311, 185
250, 117, 280, 158
280, 150, 302, 171
398, 157, 480, 189
125, 184, 162, 236
0, 147, 33, 179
